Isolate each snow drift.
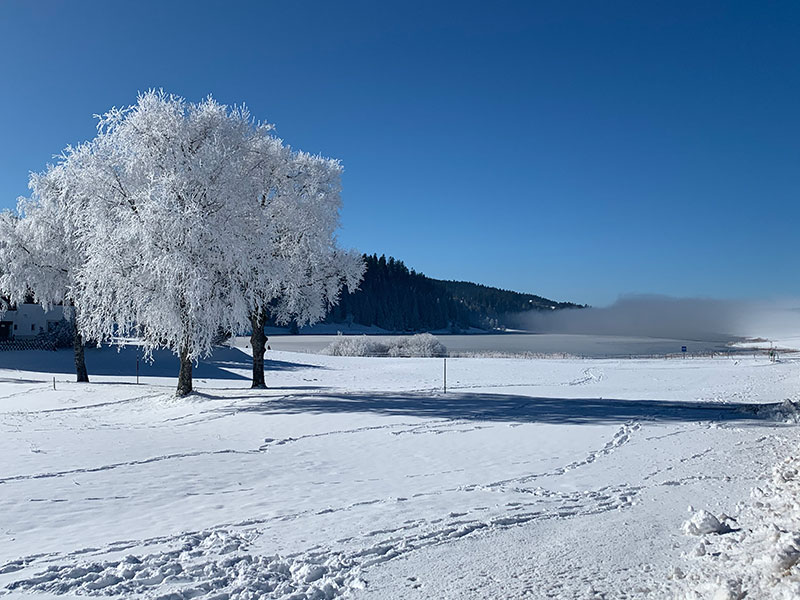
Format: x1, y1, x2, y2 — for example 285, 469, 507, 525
676, 455, 800, 599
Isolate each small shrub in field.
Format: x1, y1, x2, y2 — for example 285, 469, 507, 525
386, 333, 447, 357
325, 333, 447, 357
324, 335, 381, 357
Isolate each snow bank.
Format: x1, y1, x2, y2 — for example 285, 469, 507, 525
324, 333, 447, 357
674, 455, 800, 599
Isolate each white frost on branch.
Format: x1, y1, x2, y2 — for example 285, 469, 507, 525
76, 91, 281, 360
3, 90, 364, 375
0, 146, 96, 320
265, 151, 365, 326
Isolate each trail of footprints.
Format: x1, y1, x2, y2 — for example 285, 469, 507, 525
473, 421, 641, 492
3, 482, 640, 600
3, 420, 642, 599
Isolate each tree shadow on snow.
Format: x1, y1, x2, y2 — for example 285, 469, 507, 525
0, 376, 43, 384
193, 386, 326, 400
217, 391, 786, 426
0, 345, 323, 381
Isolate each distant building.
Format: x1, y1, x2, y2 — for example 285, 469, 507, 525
0, 303, 65, 341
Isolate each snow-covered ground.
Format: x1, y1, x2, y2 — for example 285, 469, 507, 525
1, 346, 798, 599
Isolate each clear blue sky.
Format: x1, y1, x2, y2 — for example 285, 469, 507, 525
1, 1, 798, 306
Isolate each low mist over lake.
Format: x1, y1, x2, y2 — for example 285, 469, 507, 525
510, 295, 800, 344
264, 295, 800, 357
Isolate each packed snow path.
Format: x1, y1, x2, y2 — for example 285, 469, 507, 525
0, 346, 797, 599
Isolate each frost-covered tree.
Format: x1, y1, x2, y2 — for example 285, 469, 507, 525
0, 149, 96, 382
3, 90, 363, 396
76, 91, 274, 396
247, 151, 364, 388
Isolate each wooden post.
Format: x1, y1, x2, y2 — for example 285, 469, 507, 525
443, 357, 447, 394
53, 377, 55, 391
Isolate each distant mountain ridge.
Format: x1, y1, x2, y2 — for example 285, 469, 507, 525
322, 254, 582, 332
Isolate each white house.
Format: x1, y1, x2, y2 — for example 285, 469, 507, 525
0, 303, 65, 341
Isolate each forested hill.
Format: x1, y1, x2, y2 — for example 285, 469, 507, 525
324, 254, 581, 332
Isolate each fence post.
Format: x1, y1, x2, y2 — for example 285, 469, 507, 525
443, 357, 447, 394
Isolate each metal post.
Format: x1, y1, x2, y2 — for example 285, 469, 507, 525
53, 377, 55, 391
443, 357, 447, 394
136, 356, 139, 385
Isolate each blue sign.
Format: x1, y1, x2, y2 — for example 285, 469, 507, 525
681, 346, 687, 353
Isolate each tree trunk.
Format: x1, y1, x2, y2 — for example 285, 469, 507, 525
250, 311, 267, 389
73, 324, 89, 383
177, 345, 193, 397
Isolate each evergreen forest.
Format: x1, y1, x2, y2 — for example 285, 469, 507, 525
323, 254, 581, 332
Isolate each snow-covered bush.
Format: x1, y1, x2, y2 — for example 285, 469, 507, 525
386, 333, 447, 357
325, 335, 381, 357
325, 333, 447, 357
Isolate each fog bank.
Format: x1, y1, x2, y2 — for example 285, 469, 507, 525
511, 295, 800, 342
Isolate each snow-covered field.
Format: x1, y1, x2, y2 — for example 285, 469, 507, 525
1, 346, 799, 599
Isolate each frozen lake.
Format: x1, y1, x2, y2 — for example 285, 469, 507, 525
262, 332, 742, 357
